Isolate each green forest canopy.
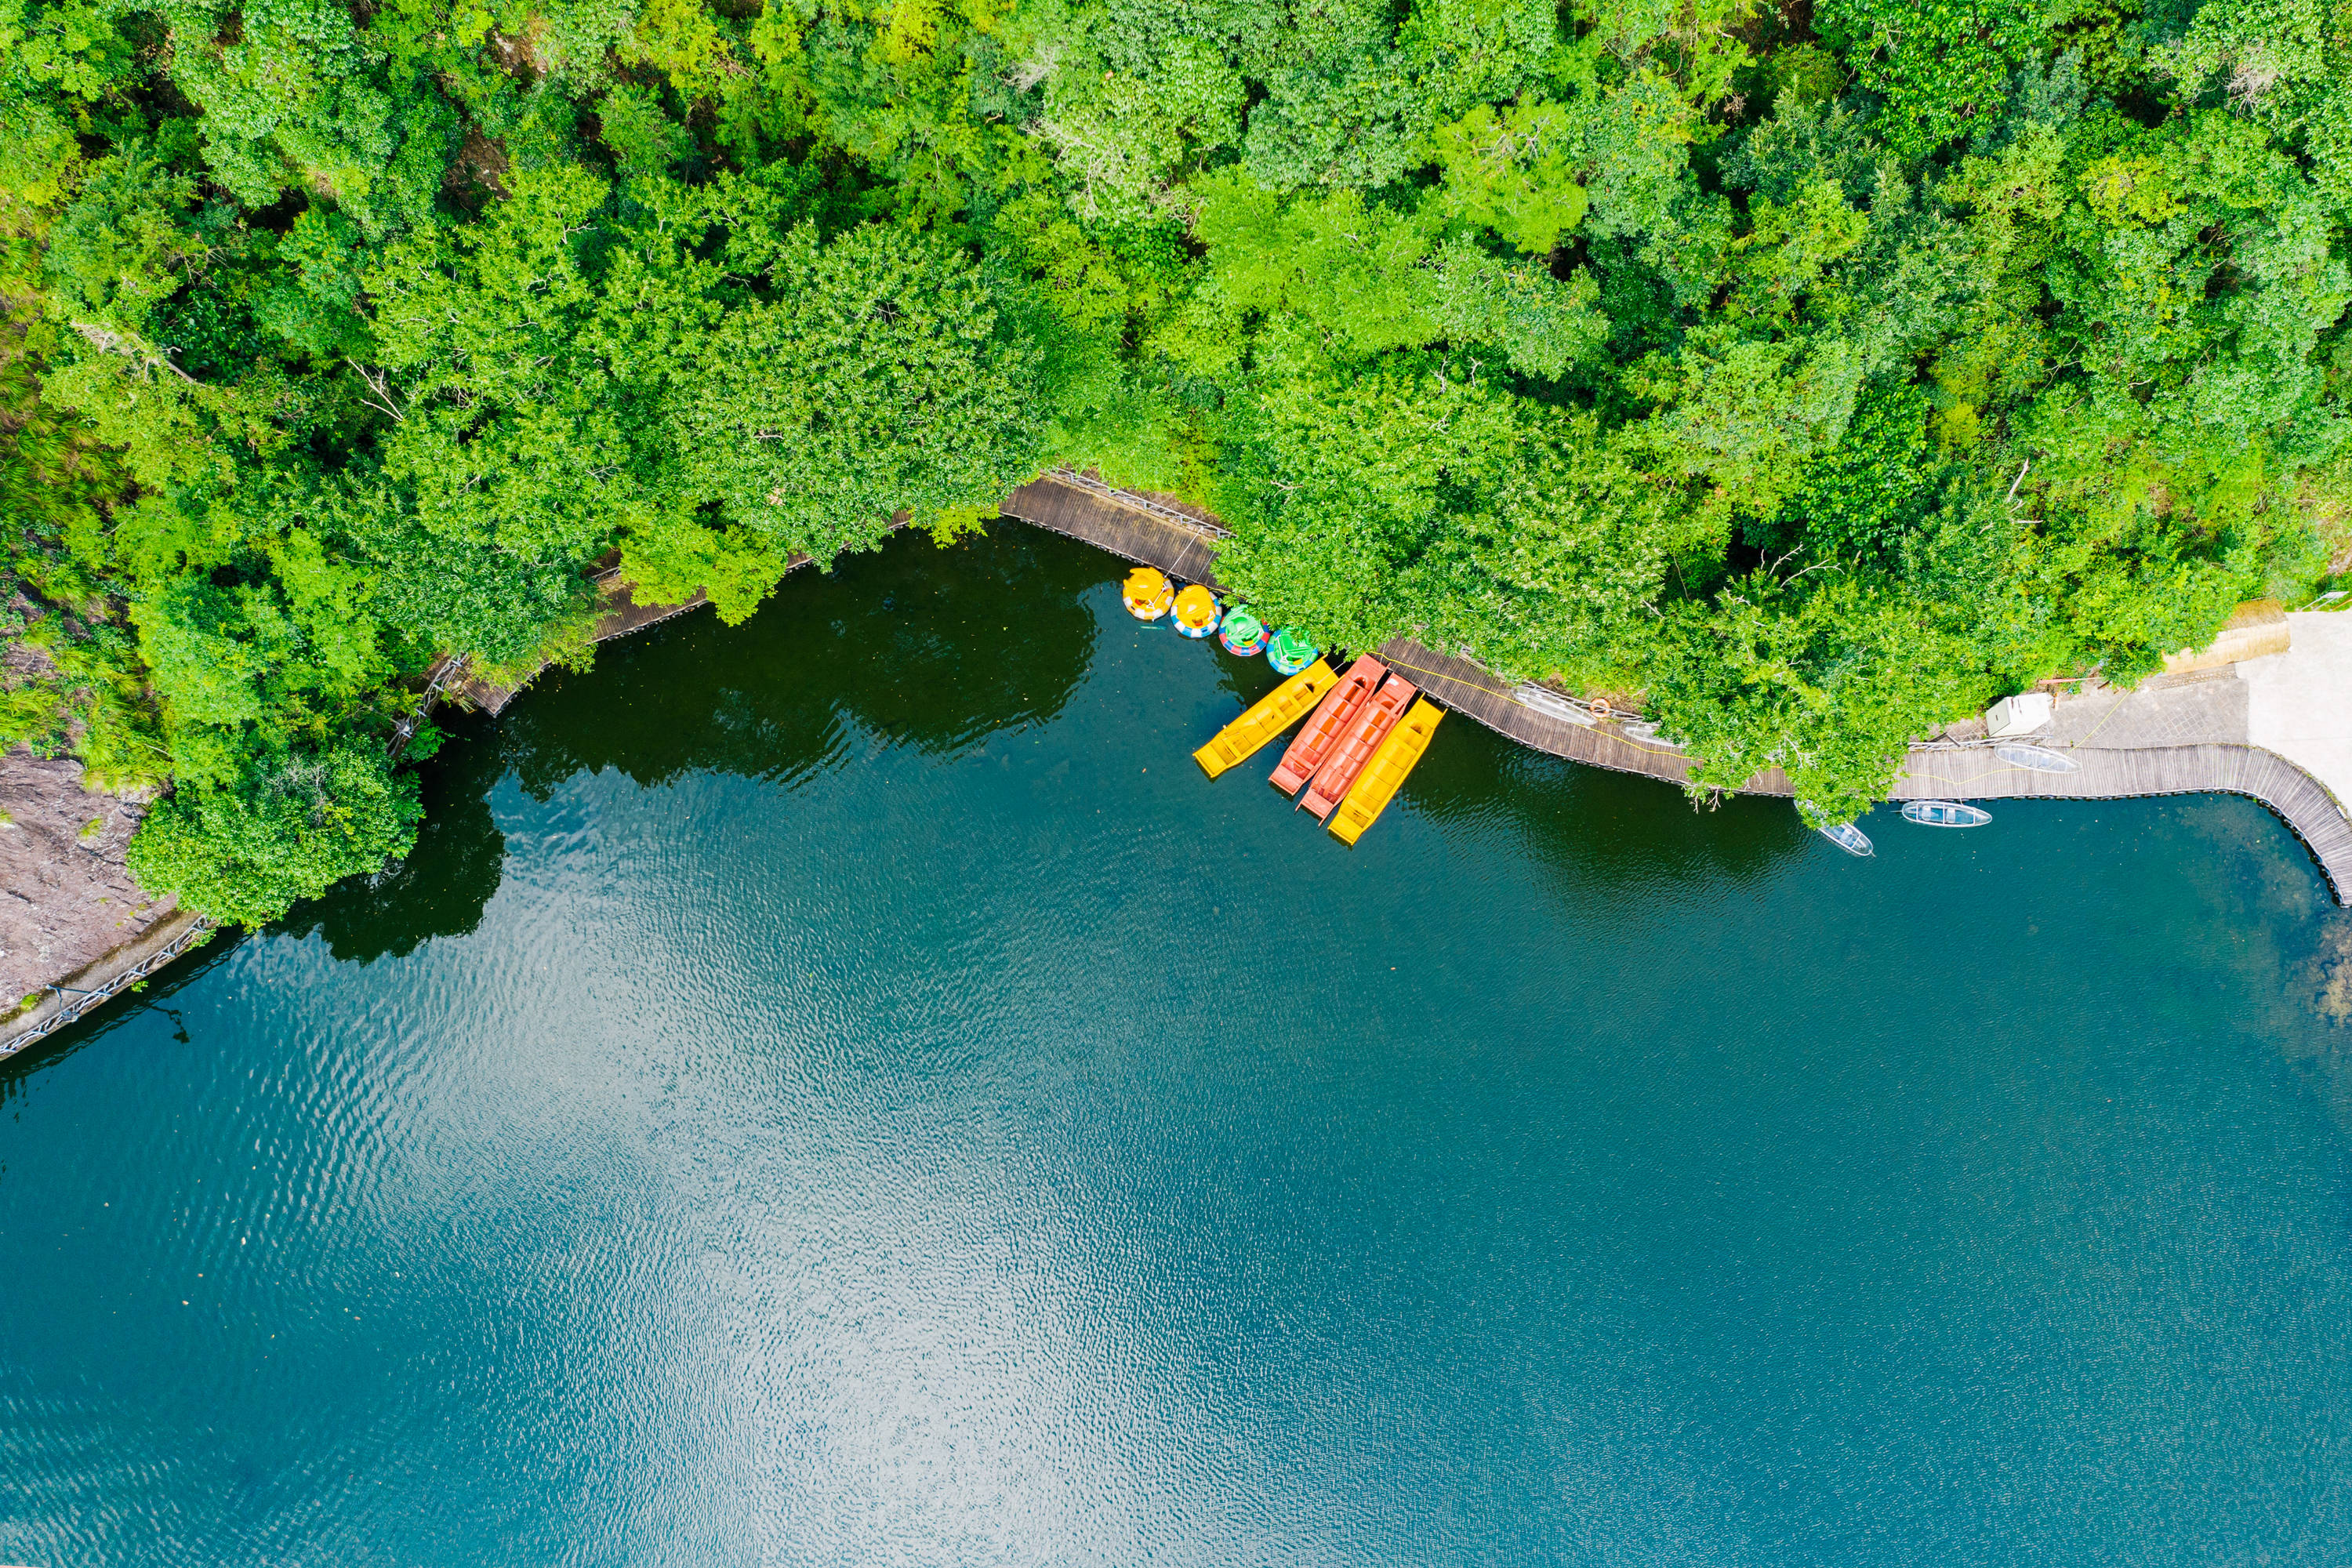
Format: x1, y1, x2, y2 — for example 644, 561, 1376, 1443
3, 0, 2350, 925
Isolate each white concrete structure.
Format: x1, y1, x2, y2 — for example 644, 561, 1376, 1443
1986, 691, 2054, 738
2241, 611, 2352, 806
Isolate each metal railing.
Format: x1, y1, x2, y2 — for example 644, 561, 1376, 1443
1046, 468, 1234, 539
0, 915, 216, 1061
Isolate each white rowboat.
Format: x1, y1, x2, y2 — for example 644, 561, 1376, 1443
1816, 822, 1875, 857
1902, 800, 1992, 827
1511, 684, 1595, 728
1995, 743, 2078, 774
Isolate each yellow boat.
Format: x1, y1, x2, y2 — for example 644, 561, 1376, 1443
1192, 659, 1338, 779
1327, 698, 1443, 845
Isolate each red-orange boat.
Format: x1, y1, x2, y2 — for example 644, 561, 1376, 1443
1270, 656, 1385, 796
1300, 673, 1417, 821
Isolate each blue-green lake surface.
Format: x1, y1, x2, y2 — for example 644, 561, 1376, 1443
7, 529, 2352, 1566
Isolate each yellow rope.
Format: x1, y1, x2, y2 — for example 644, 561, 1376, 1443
2065, 686, 2135, 750
1374, 652, 1521, 703
1901, 764, 2053, 790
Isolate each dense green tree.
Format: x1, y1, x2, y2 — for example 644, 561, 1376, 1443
126, 740, 425, 928
368, 164, 648, 571
654, 218, 1046, 558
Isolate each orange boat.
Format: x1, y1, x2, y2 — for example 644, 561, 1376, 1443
1270, 656, 1385, 796
1300, 673, 1416, 821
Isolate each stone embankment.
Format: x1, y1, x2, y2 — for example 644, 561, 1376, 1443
0, 747, 183, 1048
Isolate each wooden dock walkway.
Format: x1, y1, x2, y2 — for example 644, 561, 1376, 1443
1889, 744, 2352, 900
997, 476, 2352, 904
0, 906, 212, 1062
1002, 472, 1228, 586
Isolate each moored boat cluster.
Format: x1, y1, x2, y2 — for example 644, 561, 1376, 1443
1127, 564, 2050, 858
1191, 654, 1444, 847
1123, 566, 1443, 845
1809, 757, 2068, 856
1123, 567, 1302, 664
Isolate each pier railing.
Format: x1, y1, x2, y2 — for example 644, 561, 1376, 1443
0, 909, 213, 1062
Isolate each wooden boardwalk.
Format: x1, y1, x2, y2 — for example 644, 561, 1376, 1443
1890, 744, 2352, 900
1369, 639, 1718, 788
0, 906, 212, 1062
997, 477, 2352, 904
1003, 473, 1227, 587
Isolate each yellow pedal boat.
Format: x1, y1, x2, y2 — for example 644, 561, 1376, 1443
1328, 697, 1443, 845
1123, 566, 1174, 620
1192, 659, 1338, 779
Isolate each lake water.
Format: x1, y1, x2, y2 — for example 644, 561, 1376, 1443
7, 528, 2352, 1566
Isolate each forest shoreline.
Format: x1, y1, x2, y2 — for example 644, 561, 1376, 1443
9, 474, 2351, 1062
1004, 477, 2352, 902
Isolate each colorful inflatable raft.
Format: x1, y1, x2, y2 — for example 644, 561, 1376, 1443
1192, 659, 1338, 779
1265, 627, 1319, 677
1123, 567, 1174, 620
1218, 603, 1269, 657
1171, 584, 1221, 639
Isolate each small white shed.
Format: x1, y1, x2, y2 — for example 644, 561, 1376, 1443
1986, 692, 2054, 738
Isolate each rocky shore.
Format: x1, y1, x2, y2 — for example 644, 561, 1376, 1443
0, 746, 176, 1026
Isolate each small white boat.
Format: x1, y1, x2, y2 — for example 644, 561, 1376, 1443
1817, 821, 1875, 857
1902, 800, 1992, 827
1511, 684, 1596, 728
1995, 743, 2078, 774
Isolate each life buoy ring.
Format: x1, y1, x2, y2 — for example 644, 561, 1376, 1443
1589, 698, 1613, 720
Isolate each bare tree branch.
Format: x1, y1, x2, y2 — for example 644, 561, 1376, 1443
71, 321, 201, 386
344, 358, 408, 422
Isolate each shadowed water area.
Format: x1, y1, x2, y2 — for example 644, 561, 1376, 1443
8, 528, 2352, 1566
